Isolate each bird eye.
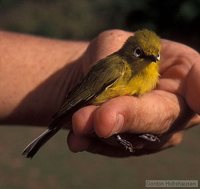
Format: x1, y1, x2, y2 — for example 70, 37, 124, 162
134, 47, 143, 58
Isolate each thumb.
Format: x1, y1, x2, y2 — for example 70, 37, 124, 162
93, 90, 186, 138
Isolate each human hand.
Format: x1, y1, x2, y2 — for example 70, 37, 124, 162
67, 30, 200, 157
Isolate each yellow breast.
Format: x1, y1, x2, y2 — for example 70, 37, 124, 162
93, 62, 159, 105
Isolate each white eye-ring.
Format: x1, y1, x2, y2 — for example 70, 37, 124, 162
157, 53, 160, 61
134, 47, 143, 58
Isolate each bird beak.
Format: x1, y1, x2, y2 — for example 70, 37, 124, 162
149, 54, 160, 62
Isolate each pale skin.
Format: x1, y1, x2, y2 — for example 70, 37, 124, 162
0, 30, 199, 157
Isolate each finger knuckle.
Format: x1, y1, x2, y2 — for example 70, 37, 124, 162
170, 133, 183, 146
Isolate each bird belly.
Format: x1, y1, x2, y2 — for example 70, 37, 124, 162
93, 85, 135, 105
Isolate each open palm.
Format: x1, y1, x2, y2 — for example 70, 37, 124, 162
67, 30, 200, 157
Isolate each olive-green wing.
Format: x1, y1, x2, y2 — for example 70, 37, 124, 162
53, 55, 125, 120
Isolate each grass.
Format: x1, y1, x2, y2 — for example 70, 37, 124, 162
0, 125, 199, 189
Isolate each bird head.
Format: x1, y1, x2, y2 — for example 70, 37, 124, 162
119, 29, 161, 64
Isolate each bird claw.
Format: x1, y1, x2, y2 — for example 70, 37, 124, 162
116, 135, 134, 153
139, 133, 160, 142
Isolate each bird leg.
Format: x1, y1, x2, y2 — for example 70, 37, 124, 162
115, 133, 160, 153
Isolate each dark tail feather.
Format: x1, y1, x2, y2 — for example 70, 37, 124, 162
22, 117, 62, 158
22, 127, 60, 158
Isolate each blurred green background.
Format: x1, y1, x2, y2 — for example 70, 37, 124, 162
0, 0, 199, 50
0, 0, 199, 189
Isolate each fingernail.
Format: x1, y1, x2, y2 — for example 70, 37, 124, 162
111, 114, 124, 135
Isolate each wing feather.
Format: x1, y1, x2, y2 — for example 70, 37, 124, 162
52, 55, 125, 120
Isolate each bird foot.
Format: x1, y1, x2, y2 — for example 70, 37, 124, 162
139, 133, 160, 142
116, 134, 134, 153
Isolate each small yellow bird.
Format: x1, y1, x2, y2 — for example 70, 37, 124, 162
23, 29, 161, 158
